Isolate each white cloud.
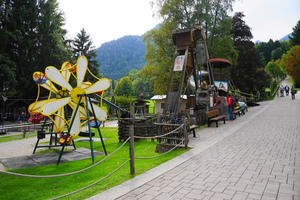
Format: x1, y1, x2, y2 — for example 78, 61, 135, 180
58, 0, 161, 47
232, 0, 300, 42
58, 0, 300, 46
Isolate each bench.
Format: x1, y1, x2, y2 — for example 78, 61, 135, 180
206, 109, 226, 127
189, 125, 199, 137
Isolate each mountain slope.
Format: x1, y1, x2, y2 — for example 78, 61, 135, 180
96, 35, 146, 80
279, 33, 292, 42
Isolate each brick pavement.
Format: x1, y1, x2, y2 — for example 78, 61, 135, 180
89, 82, 300, 199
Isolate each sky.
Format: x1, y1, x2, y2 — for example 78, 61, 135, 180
57, 0, 300, 48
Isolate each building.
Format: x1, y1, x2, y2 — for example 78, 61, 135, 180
150, 95, 188, 114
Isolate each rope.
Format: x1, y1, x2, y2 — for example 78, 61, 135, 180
50, 159, 131, 200
0, 137, 131, 178
134, 123, 184, 139
135, 139, 185, 159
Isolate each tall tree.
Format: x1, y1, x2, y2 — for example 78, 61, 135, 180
142, 0, 237, 94
72, 28, 100, 81
265, 60, 284, 79
281, 46, 300, 87
114, 76, 135, 97
141, 22, 176, 94
289, 20, 300, 47
0, 0, 69, 98
230, 12, 271, 94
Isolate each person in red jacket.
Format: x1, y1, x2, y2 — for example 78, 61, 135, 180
227, 93, 234, 121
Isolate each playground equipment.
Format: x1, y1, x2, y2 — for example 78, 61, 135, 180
28, 56, 110, 164
164, 21, 237, 120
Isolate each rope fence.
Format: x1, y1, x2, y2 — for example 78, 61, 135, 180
0, 121, 190, 199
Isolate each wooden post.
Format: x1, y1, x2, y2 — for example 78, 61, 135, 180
129, 124, 135, 174
184, 119, 188, 149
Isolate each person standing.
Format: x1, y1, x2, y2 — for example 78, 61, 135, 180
279, 85, 285, 97
227, 93, 234, 122
291, 86, 297, 100
285, 85, 290, 96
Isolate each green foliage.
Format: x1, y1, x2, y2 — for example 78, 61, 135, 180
115, 96, 136, 107
141, 22, 176, 94
114, 76, 135, 97
96, 36, 146, 80
256, 39, 290, 66
289, 20, 300, 47
270, 79, 278, 95
281, 46, 300, 87
0, 0, 69, 98
271, 48, 284, 61
140, 0, 237, 95
72, 28, 100, 81
265, 60, 285, 79
231, 12, 272, 94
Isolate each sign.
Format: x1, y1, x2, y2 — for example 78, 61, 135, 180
214, 81, 228, 91
173, 56, 185, 71
265, 88, 271, 92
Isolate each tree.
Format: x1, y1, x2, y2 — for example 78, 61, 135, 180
282, 46, 300, 87
256, 40, 289, 65
231, 12, 271, 94
72, 28, 100, 81
141, 22, 176, 94
271, 48, 284, 61
265, 60, 284, 79
0, 0, 69, 98
289, 20, 300, 47
114, 76, 135, 97
142, 0, 237, 94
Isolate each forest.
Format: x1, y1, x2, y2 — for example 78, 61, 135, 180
1, 0, 300, 104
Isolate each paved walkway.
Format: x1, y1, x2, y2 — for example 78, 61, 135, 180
89, 80, 300, 199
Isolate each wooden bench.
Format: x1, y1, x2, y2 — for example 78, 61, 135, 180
189, 125, 199, 137
206, 109, 226, 127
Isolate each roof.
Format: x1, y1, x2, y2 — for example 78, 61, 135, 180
150, 95, 187, 100
209, 58, 231, 68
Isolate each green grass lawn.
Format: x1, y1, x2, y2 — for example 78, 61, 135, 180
0, 127, 189, 200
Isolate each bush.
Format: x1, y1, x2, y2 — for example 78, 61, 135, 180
115, 96, 136, 109
270, 79, 278, 94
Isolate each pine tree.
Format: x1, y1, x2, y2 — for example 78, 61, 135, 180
72, 28, 100, 81
289, 20, 300, 47
0, 0, 69, 98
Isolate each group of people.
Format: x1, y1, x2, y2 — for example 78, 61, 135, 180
226, 93, 247, 122
279, 85, 297, 100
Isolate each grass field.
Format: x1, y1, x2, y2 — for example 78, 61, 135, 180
0, 127, 188, 200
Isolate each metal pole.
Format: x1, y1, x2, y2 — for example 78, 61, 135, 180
86, 96, 95, 163
57, 96, 82, 165
2, 98, 4, 125
88, 96, 107, 155
2, 95, 7, 125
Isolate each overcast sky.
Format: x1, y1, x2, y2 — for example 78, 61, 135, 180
57, 0, 300, 48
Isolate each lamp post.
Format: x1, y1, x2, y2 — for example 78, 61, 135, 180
2, 88, 8, 125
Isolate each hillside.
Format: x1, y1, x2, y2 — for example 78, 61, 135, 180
96, 30, 291, 81
96, 35, 146, 80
